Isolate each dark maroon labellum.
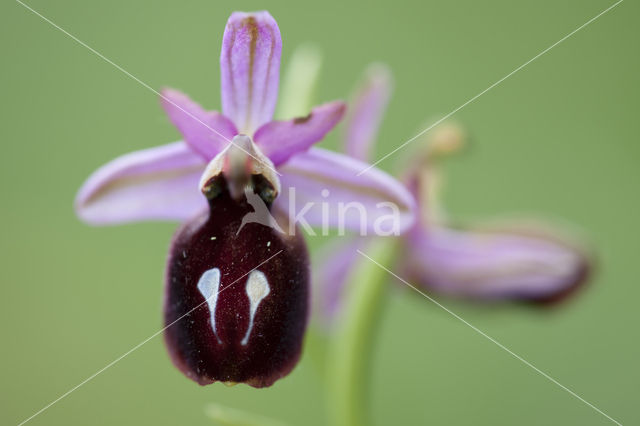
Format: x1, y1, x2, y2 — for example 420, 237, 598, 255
164, 184, 309, 388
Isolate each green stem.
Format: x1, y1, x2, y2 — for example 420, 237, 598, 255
326, 238, 398, 426
204, 403, 287, 426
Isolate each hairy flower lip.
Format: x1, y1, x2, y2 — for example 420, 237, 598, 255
163, 198, 310, 388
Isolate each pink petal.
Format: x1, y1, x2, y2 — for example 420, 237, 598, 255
220, 11, 282, 134
254, 101, 346, 166
275, 148, 416, 235
75, 141, 207, 224
313, 237, 364, 325
401, 222, 591, 304
161, 88, 237, 160
345, 64, 392, 162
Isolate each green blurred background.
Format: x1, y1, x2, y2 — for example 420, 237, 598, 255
1, 0, 638, 425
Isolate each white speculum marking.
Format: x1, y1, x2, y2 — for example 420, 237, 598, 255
197, 268, 270, 346
241, 270, 271, 345
196, 268, 222, 344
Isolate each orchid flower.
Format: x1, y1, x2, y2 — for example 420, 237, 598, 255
75, 12, 415, 388
317, 64, 592, 323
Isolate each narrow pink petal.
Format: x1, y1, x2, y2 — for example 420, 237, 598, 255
275, 148, 416, 235
313, 237, 364, 326
161, 88, 237, 160
220, 11, 282, 134
75, 141, 207, 224
254, 101, 346, 166
401, 223, 591, 303
345, 64, 392, 162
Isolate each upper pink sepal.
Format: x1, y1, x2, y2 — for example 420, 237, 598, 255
220, 11, 282, 134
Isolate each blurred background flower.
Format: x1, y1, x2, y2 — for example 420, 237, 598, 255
304, 58, 592, 426
316, 65, 592, 326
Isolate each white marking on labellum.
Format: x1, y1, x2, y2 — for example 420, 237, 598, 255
196, 268, 222, 344
241, 270, 270, 345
